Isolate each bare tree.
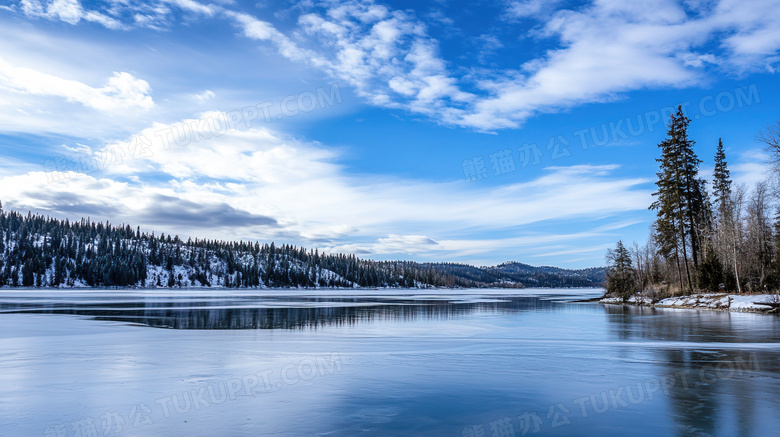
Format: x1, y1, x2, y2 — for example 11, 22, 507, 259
759, 121, 780, 197
744, 182, 773, 292
759, 121, 780, 168
632, 241, 645, 292
631, 239, 663, 293
719, 184, 747, 293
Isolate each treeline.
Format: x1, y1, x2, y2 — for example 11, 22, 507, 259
0, 204, 476, 288
0, 203, 602, 289
606, 108, 780, 299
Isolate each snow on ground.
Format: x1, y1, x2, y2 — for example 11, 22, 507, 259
599, 295, 654, 305
601, 293, 780, 313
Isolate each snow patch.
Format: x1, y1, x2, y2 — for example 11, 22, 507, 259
601, 293, 780, 314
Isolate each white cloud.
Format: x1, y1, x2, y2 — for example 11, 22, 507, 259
194, 90, 215, 103
712, 0, 780, 64
82, 10, 123, 29
0, 113, 653, 265
506, 0, 564, 19
166, 0, 218, 17
16, 0, 219, 30
41, 0, 80, 23
0, 57, 154, 112
20, 0, 123, 28
226, 11, 319, 63
532, 244, 614, 258
328, 234, 441, 256
225, 0, 780, 131
9, 0, 779, 131
731, 148, 771, 188
228, 2, 476, 124
677, 51, 720, 68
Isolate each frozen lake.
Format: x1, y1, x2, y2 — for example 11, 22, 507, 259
1, 288, 779, 436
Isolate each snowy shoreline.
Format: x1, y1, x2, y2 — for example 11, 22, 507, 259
600, 293, 780, 314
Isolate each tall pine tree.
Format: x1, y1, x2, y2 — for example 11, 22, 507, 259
650, 106, 709, 293
711, 140, 743, 292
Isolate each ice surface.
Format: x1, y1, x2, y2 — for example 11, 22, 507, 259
1, 288, 779, 436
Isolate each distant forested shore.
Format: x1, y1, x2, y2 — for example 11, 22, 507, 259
0, 202, 604, 290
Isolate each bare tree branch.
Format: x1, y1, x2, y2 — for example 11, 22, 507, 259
758, 121, 780, 170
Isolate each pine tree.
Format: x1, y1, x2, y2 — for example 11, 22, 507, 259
606, 241, 636, 301
711, 142, 744, 293
675, 106, 709, 284
713, 139, 732, 214
698, 249, 724, 292
651, 112, 688, 291
650, 106, 709, 293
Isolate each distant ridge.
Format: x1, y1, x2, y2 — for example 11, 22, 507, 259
419, 262, 605, 289
0, 203, 605, 289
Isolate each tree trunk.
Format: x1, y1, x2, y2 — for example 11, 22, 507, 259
673, 245, 684, 292
732, 240, 742, 294
677, 204, 693, 293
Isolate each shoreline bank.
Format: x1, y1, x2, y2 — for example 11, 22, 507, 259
600, 293, 780, 314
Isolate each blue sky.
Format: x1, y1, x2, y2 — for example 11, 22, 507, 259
0, 0, 777, 268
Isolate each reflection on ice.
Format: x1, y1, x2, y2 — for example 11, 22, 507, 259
0, 288, 601, 329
